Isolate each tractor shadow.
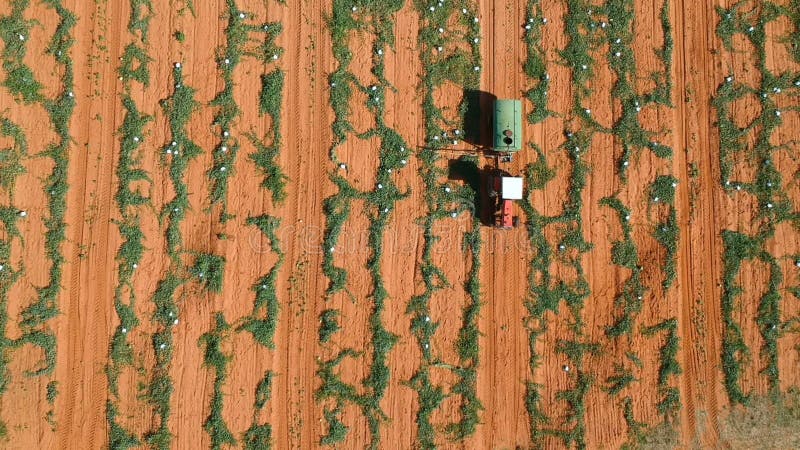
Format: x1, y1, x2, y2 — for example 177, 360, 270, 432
447, 157, 495, 226
462, 89, 496, 149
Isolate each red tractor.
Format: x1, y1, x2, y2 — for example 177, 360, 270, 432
487, 170, 522, 229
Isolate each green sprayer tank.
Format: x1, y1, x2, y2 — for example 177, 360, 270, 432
493, 99, 523, 152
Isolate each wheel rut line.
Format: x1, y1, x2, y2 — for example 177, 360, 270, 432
479, 1, 496, 447
303, 0, 326, 446
60, 0, 111, 446
672, 0, 698, 444
684, 0, 721, 444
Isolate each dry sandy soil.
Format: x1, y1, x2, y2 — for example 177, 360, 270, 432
0, 0, 798, 449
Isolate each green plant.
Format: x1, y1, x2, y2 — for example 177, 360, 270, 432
0, 0, 44, 103
128, 0, 154, 40
621, 396, 646, 447
247, 132, 287, 204
642, 318, 682, 421
190, 253, 226, 294
107, 5, 154, 443
119, 43, 151, 86
320, 402, 348, 445
207, 0, 281, 222
408, 3, 485, 444
524, 1, 552, 123
46, 380, 58, 403
108, 95, 151, 397
240, 215, 284, 348
12, 2, 76, 406
200, 313, 236, 450
605, 365, 636, 396
0, 207, 24, 438
713, 1, 797, 405
318, 309, 340, 343
316, 349, 361, 443
108, 401, 140, 450
0, 117, 28, 191
318, 4, 417, 446
144, 67, 202, 449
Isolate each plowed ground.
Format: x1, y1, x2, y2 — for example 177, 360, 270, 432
0, 0, 799, 449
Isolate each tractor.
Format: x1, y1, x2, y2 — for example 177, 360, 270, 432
487, 169, 522, 229
488, 99, 523, 229
446, 98, 525, 229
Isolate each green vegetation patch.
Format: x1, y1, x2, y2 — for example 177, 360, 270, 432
107, 96, 151, 398
642, 318, 682, 421
190, 253, 226, 294
119, 43, 151, 86
0, 117, 28, 193
0, 0, 44, 103
15, 0, 76, 390
524, 0, 552, 124
240, 215, 284, 348
713, 1, 798, 405
200, 313, 236, 450
208, 1, 284, 221
318, 309, 340, 344
107, 3, 154, 443
128, 0, 154, 41
144, 67, 203, 450
649, 176, 679, 290
410, 2, 485, 445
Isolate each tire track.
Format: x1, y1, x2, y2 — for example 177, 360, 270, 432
59, 0, 120, 446
275, 0, 326, 447
671, 0, 699, 445
676, 0, 722, 445
477, 1, 497, 447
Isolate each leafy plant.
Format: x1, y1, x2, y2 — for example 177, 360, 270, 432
240, 215, 284, 348
318, 309, 340, 343
642, 319, 682, 420
190, 253, 226, 294
144, 67, 203, 449
199, 313, 236, 450
713, 1, 797, 405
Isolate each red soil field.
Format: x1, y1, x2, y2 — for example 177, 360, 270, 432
0, 0, 799, 449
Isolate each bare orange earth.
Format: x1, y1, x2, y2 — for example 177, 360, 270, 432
0, 0, 798, 449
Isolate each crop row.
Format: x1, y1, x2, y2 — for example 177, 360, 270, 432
17, 0, 75, 374
413, 1, 483, 445
243, 370, 274, 449
519, 1, 600, 447
521, 0, 679, 444
714, 0, 800, 405
0, 118, 29, 437
605, 0, 682, 437
239, 2, 288, 355
114, 3, 287, 445
0, 1, 75, 431
600, 196, 645, 338
145, 66, 203, 449
598, 0, 682, 440
649, 176, 679, 291
604, 0, 683, 437
641, 319, 682, 421
200, 313, 236, 449
318, 2, 410, 447
524, 1, 552, 124
208, 3, 288, 446
107, 1, 153, 446
209, 1, 284, 222
585, 1, 659, 383
242, 215, 284, 349
603, 0, 678, 293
